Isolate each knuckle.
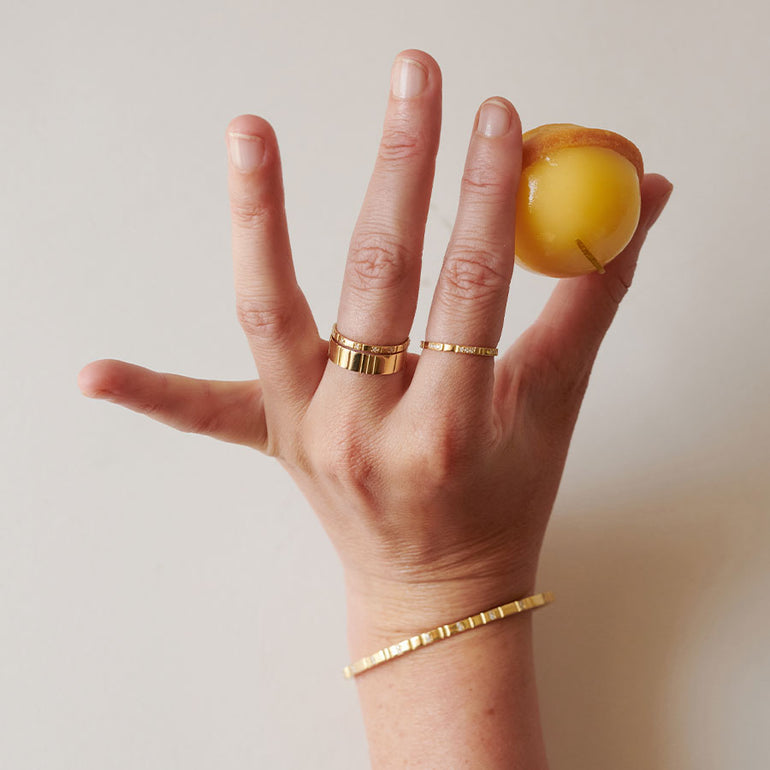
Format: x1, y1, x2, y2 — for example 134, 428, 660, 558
411, 421, 486, 490
186, 380, 219, 435
136, 374, 168, 419
235, 297, 294, 340
461, 163, 511, 202
230, 194, 283, 229
600, 270, 634, 307
378, 124, 423, 164
317, 432, 379, 496
442, 245, 508, 302
346, 231, 414, 292
424, 433, 470, 486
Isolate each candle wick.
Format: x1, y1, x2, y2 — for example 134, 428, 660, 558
576, 239, 606, 274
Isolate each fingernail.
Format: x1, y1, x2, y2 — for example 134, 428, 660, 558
646, 184, 674, 229
391, 56, 428, 99
477, 99, 511, 138
229, 133, 265, 173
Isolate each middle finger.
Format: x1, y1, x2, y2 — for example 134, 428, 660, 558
333, 50, 442, 378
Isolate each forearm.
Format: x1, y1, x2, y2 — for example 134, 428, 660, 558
346, 578, 550, 769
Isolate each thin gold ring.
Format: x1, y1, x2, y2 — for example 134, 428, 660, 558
331, 324, 409, 355
420, 340, 498, 357
329, 336, 407, 375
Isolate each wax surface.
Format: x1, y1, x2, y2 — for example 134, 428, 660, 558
514, 145, 641, 278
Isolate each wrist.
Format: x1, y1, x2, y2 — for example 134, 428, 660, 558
343, 555, 550, 769
344, 560, 540, 658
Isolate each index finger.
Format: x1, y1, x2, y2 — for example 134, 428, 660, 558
227, 115, 326, 408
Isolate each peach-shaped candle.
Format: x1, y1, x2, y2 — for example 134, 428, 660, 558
514, 124, 644, 278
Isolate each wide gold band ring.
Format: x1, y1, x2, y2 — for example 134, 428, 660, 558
419, 340, 498, 357
328, 327, 409, 375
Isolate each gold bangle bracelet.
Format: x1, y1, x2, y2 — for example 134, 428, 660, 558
343, 591, 554, 679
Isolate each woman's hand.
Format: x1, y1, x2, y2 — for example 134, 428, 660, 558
78, 49, 671, 658
79, 49, 671, 766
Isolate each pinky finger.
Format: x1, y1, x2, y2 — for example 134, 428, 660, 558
77, 359, 268, 451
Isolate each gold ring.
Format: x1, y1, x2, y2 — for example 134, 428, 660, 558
331, 324, 409, 354
419, 340, 498, 357
328, 328, 409, 375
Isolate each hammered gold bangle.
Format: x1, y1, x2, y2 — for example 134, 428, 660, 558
343, 591, 554, 679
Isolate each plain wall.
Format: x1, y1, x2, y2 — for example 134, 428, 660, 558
2, 0, 768, 767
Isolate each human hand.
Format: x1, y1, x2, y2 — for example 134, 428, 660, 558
78, 50, 672, 642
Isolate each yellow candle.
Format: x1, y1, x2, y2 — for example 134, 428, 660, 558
514, 124, 643, 278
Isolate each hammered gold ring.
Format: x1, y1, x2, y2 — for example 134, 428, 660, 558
419, 340, 498, 357
328, 325, 409, 375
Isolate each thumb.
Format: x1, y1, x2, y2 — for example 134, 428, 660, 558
78, 359, 268, 451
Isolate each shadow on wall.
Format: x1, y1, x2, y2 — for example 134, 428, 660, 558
535, 474, 766, 770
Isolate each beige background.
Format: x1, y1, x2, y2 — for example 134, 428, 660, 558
2, 0, 768, 767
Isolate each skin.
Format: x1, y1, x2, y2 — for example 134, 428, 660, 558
78, 50, 672, 768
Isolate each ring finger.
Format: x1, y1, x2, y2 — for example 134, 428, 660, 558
412, 97, 522, 408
